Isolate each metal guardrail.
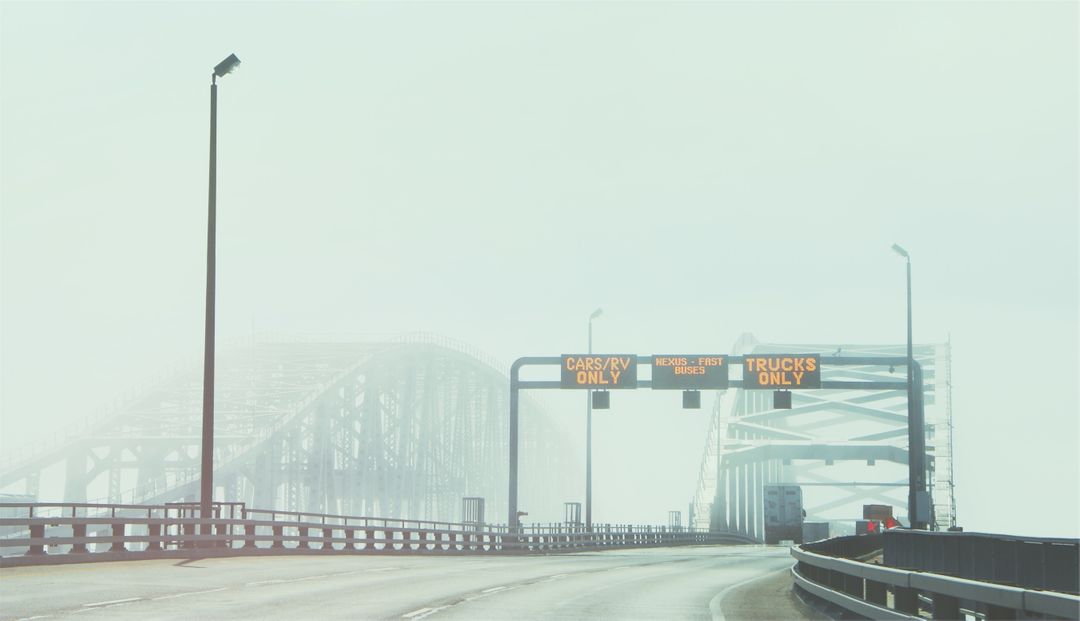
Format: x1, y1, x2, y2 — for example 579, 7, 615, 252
884, 529, 1079, 595
791, 532, 1080, 620
0, 502, 754, 567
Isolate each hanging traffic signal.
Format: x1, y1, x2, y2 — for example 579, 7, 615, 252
884, 516, 900, 529
866, 519, 879, 533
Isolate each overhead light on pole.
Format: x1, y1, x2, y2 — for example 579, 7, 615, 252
891, 243, 928, 529
201, 53, 241, 542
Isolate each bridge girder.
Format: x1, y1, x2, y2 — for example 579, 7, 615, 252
1, 338, 575, 524
692, 336, 956, 541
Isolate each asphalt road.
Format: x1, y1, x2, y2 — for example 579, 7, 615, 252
0, 546, 803, 620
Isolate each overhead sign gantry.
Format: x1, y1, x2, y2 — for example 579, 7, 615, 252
507, 353, 926, 532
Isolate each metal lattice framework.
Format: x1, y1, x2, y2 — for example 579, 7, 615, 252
690, 334, 956, 539
0, 336, 576, 524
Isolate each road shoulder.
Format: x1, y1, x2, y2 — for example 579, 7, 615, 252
718, 564, 831, 621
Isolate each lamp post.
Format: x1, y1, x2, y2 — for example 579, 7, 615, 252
892, 243, 928, 529
201, 53, 241, 532
586, 307, 602, 530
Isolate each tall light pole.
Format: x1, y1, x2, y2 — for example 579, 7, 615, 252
586, 307, 602, 530
201, 53, 241, 530
892, 243, 928, 529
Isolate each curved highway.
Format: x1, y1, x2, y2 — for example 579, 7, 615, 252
1, 546, 802, 620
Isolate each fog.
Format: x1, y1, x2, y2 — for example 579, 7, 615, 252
1, 2, 1076, 536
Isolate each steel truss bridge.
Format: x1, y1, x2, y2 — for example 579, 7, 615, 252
691, 335, 956, 539
0, 335, 576, 524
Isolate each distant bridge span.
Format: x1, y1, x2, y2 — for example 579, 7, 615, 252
0, 335, 574, 523
692, 335, 956, 540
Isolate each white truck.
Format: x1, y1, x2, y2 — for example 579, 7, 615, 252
763, 484, 804, 544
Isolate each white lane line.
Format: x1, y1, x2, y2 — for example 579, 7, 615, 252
368, 566, 401, 572
15, 616, 51, 620
245, 579, 286, 586
294, 573, 331, 581
82, 597, 141, 608
152, 587, 228, 601
402, 605, 449, 620
481, 586, 507, 593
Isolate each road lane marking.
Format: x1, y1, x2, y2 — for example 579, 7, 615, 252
82, 597, 141, 607
402, 605, 449, 620
481, 586, 506, 593
245, 579, 286, 586
14, 616, 51, 620
152, 587, 228, 600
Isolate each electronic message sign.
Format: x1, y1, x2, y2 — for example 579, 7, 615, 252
742, 354, 821, 389
560, 355, 638, 389
651, 355, 729, 390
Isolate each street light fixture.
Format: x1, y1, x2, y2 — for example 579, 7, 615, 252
892, 243, 928, 529
201, 53, 240, 535
586, 307, 602, 530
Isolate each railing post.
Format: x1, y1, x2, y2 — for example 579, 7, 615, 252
109, 522, 127, 553
71, 523, 89, 554
147, 522, 163, 551
986, 604, 1017, 620
272, 524, 285, 548
183, 519, 196, 549
242, 522, 256, 549
894, 586, 919, 615
322, 527, 334, 551
931, 593, 961, 620
865, 580, 887, 606
842, 574, 863, 598
27, 524, 46, 556
214, 520, 228, 548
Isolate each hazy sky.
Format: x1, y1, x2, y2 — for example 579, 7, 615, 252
2, 1, 1076, 535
